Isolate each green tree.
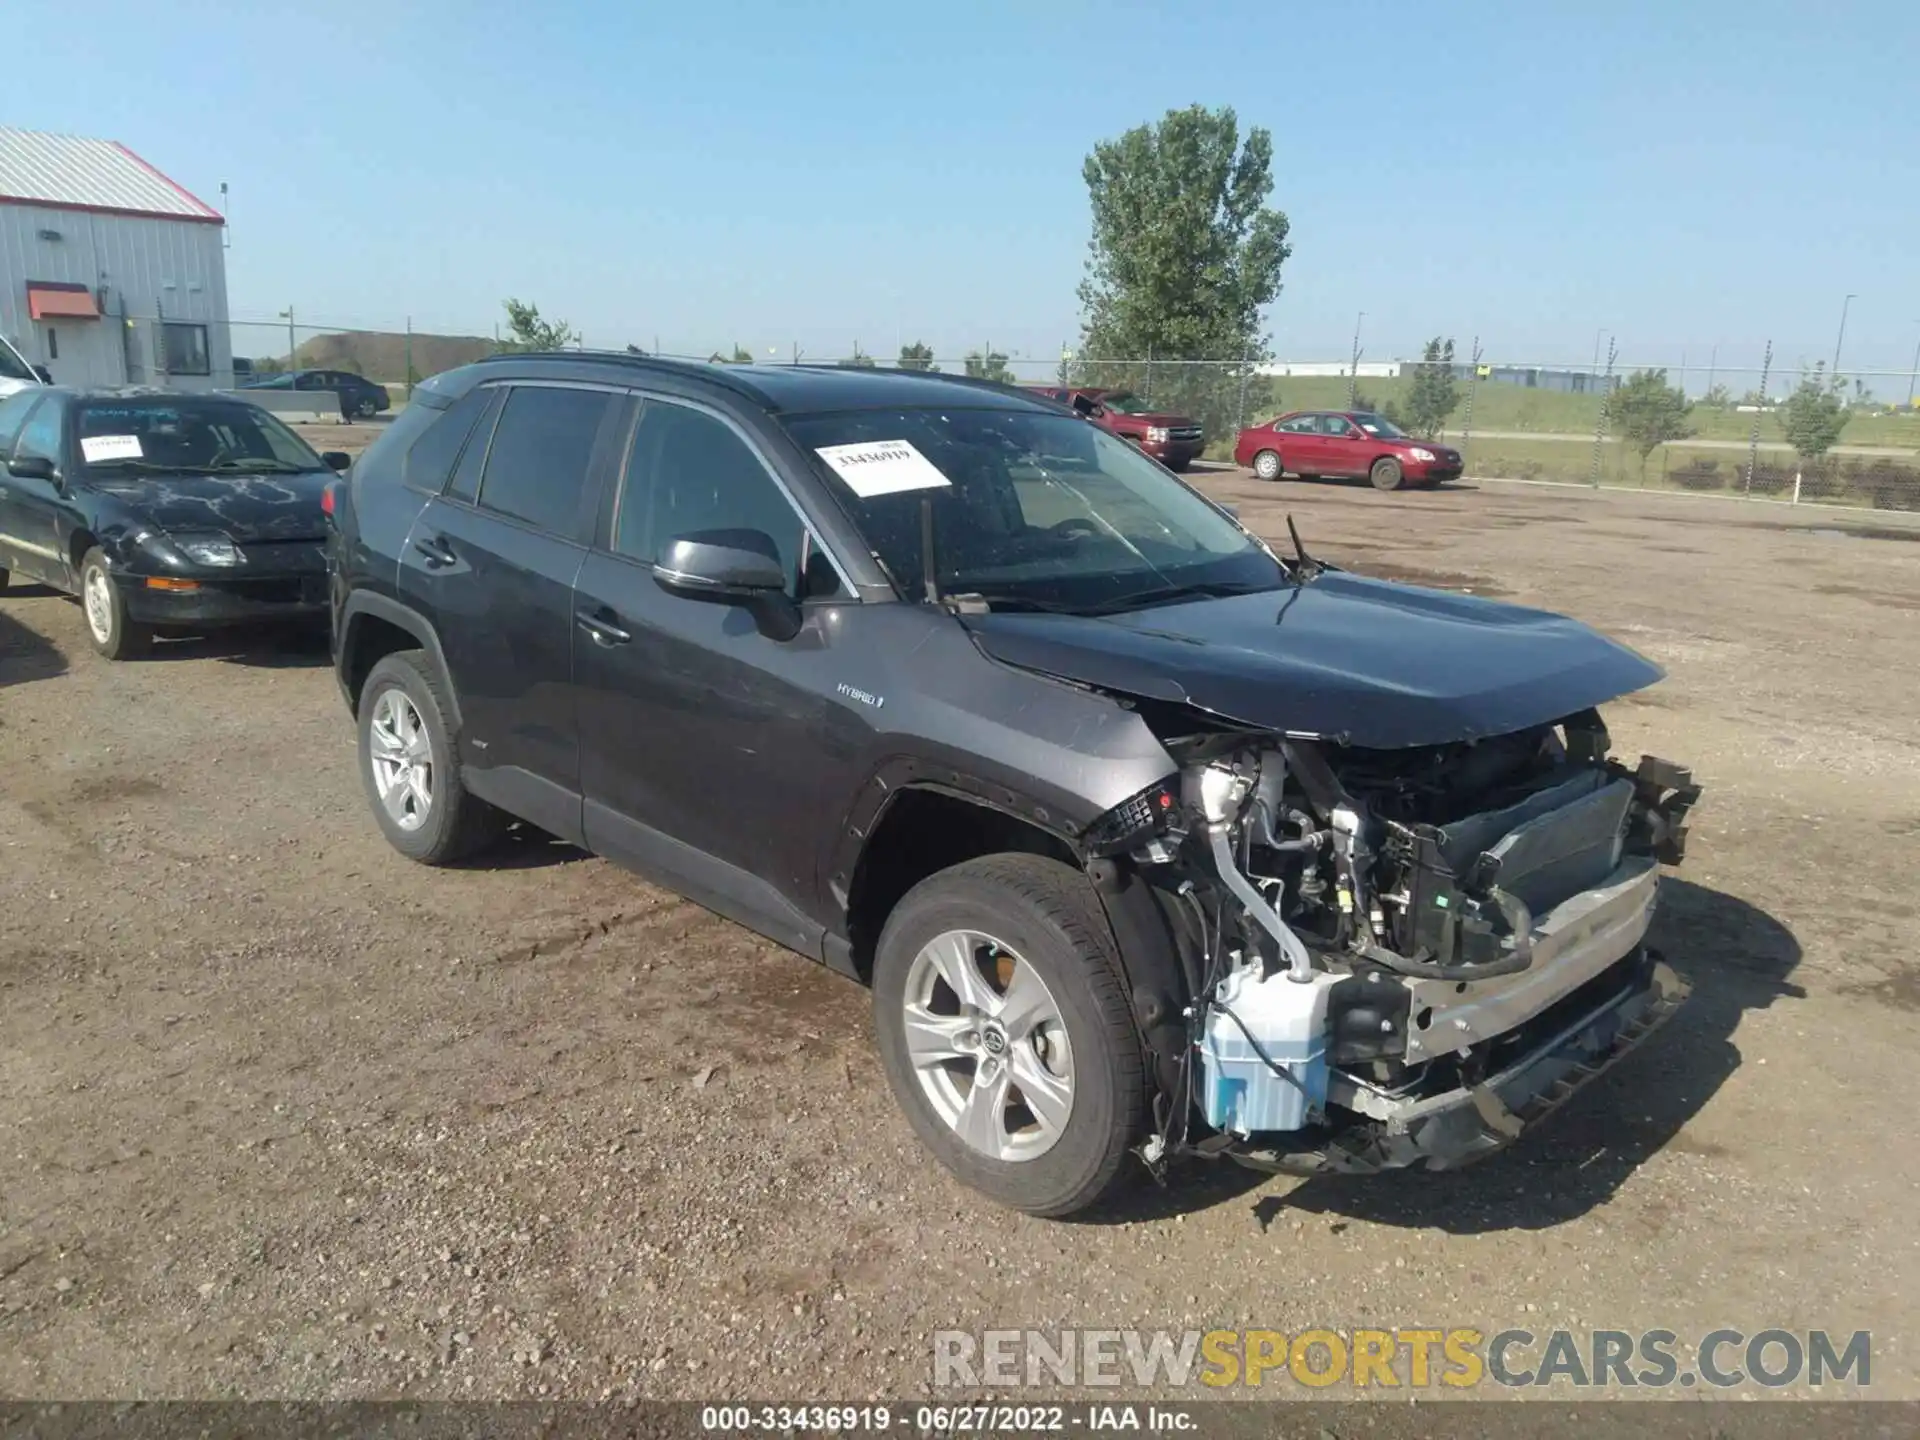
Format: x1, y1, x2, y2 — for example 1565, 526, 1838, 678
1700, 382, 1733, 409
1612, 369, 1694, 479
1780, 363, 1850, 465
1396, 337, 1460, 438
963, 347, 1014, 383
1076, 105, 1291, 437
252, 355, 285, 377
898, 341, 938, 372
497, 298, 579, 352
836, 344, 877, 369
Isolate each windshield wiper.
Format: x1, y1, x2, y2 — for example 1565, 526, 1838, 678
1083, 580, 1277, 615
205, 459, 310, 473
84, 458, 214, 475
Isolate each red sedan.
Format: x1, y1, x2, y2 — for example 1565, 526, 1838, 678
1233, 410, 1463, 491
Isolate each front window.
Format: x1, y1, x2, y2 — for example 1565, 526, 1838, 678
1097, 391, 1154, 415
785, 407, 1284, 613
1351, 412, 1406, 439
74, 397, 325, 475
160, 323, 211, 377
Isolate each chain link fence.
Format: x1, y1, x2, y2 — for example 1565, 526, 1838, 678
200, 316, 1920, 515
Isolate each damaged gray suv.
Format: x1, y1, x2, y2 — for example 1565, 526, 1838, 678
328, 355, 1699, 1217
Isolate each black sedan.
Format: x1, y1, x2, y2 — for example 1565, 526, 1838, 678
0, 387, 349, 659
242, 369, 391, 420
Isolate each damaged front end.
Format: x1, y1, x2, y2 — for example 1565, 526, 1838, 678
1086, 708, 1701, 1177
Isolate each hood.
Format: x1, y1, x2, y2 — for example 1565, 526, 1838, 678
82, 470, 331, 544
960, 573, 1663, 749
1114, 411, 1197, 428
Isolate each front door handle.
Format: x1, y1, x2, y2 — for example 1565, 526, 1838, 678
576, 608, 632, 646
412, 535, 457, 568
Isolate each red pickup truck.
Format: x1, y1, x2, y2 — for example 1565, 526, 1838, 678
1023, 386, 1206, 471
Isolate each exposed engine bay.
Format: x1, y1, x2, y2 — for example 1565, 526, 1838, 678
1084, 707, 1701, 1176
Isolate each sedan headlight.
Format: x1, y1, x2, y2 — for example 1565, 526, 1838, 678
1409, 447, 1437, 462
1146, 426, 1171, 444
170, 533, 246, 567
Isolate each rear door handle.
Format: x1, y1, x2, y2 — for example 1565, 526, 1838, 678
412, 535, 457, 568
576, 608, 632, 646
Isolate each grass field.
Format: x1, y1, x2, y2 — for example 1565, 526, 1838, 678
1243, 373, 1920, 448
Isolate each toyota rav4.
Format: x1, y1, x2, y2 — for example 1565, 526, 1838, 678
326, 354, 1699, 1217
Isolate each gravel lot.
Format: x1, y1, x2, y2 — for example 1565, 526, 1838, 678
3, 444, 1916, 1403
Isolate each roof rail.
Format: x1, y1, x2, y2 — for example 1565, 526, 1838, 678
472, 347, 774, 402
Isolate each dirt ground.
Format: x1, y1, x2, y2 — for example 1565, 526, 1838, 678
2, 452, 1917, 1404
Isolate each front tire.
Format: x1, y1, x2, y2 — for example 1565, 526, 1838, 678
872, 854, 1146, 1217
80, 548, 151, 660
1370, 457, 1405, 491
1252, 449, 1283, 481
358, 650, 507, 864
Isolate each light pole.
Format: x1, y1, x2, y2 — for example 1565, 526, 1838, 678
1831, 293, 1856, 379
1907, 321, 1920, 408
1347, 311, 1365, 408
279, 306, 295, 370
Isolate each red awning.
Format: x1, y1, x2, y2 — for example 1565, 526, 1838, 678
26, 282, 100, 320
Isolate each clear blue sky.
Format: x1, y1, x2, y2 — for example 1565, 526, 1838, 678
15, 0, 1920, 383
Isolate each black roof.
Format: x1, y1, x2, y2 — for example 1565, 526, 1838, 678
458, 351, 1055, 415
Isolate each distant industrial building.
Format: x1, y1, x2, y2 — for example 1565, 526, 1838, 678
0, 126, 232, 390
1255, 357, 1613, 394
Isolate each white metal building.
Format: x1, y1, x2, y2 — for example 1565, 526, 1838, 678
0, 126, 232, 391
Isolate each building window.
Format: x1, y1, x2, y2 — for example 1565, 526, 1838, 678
161, 322, 210, 377
44, 328, 58, 360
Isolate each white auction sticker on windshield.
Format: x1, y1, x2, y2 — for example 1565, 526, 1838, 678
815, 439, 952, 498
80, 434, 143, 463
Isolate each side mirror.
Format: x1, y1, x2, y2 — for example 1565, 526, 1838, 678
653, 530, 800, 640
321, 451, 352, 472
8, 454, 57, 482
32, 366, 52, 384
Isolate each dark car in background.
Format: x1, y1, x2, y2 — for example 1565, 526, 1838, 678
1233, 409, 1463, 490
243, 369, 392, 420
1023, 386, 1205, 470
0, 387, 348, 657
325, 353, 1697, 1219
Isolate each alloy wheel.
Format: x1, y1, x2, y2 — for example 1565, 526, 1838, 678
83, 566, 115, 645
901, 929, 1075, 1161
368, 688, 435, 831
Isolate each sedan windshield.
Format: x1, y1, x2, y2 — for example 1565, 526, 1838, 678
75, 397, 326, 475
1352, 412, 1407, 439
785, 407, 1285, 613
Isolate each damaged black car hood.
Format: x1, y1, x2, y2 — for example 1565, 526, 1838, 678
961, 572, 1663, 749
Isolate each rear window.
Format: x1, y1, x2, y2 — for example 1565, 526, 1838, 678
474, 385, 615, 536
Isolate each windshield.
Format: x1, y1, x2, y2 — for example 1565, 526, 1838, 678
75, 398, 325, 475
785, 407, 1285, 613
1352, 412, 1407, 439
1097, 391, 1155, 415
0, 336, 36, 384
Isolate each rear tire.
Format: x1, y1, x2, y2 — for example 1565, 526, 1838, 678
358, 649, 507, 864
872, 854, 1146, 1218
1252, 449, 1283, 481
80, 548, 151, 660
1370, 457, 1405, 491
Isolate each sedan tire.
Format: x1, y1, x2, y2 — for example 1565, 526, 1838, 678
1252, 449, 1283, 481
1370, 457, 1405, 491
871, 854, 1146, 1218
79, 548, 151, 660
358, 650, 507, 864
